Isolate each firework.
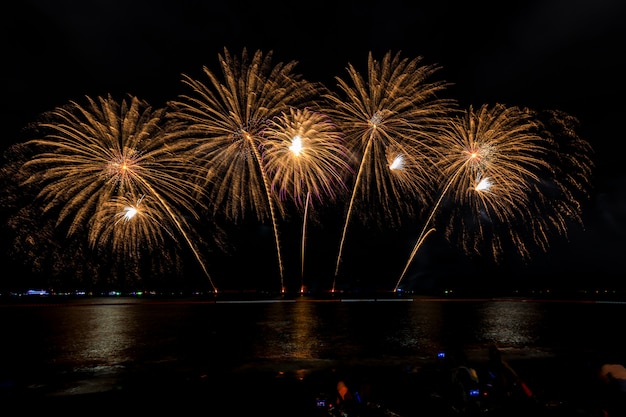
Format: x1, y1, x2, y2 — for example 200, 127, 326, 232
95, 193, 174, 255
323, 50, 456, 290
20, 94, 217, 291
166, 48, 323, 292
394, 104, 593, 291
263, 107, 352, 291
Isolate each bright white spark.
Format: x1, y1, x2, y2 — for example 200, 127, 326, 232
289, 135, 303, 156
390, 154, 404, 170
122, 206, 138, 221
475, 176, 493, 192
115, 194, 145, 224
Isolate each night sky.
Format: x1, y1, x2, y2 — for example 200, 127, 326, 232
2, 0, 625, 293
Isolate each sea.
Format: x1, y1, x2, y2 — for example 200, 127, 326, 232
1, 294, 625, 415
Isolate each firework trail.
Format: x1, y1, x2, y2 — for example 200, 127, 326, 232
166, 48, 322, 292
323, 50, 456, 292
264, 107, 351, 292
394, 104, 593, 291
20, 94, 218, 291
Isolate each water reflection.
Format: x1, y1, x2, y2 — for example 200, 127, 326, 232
73, 305, 138, 364
290, 302, 320, 360
477, 301, 542, 346
254, 301, 324, 360
237, 300, 544, 364
253, 301, 451, 362
2, 298, 624, 399
391, 302, 444, 356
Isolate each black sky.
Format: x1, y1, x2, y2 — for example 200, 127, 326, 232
2, 0, 625, 292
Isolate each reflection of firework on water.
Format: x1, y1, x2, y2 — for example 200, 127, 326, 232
166, 48, 322, 292
394, 104, 593, 290
19, 94, 217, 290
264, 107, 352, 291
324, 51, 456, 289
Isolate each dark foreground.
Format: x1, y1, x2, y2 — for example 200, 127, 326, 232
2, 353, 623, 417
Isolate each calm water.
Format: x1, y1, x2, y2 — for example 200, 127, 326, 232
1, 296, 624, 413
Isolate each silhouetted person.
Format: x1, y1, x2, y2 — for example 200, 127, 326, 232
598, 363, 626, 417
484, 344, 535, 409
334, 380, 358, 416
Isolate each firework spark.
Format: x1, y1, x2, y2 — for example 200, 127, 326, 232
98, 193, 175, 253
264, 108, 351, 208
20, 94, 218, 291
394, 104, 593, 291
166, 48, 323, 292
263, 107, 352, 291
323, 50, 456, 291
3, 49, 594, 294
